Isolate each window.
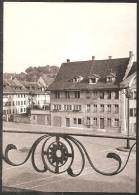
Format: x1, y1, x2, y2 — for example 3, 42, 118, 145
24, 108, 26, 112
134, 108, 136, 116
130, 108, 133, 116
115, 91, 119, 99
107, 77, 112, 82
86, 117, 91, 125
93, 104, 97, 112
93, 91, 97, 97
130, 108, 136, 117
73, 118, 77, 125
86, 91, 91, 99
100, 92, 104, 99
114, 119, 119, 127
55, 91, 60, 99
33, 116, 36, 120
13, 101, 15, 106
89, 78, 96, 84
21, 101, 23, 105
54, 104, 61, 111
93, 118, 97, 126
107, 118, 111, 127
87, 104, 91, 112
24, 101, 26, 105
65, 91, 70, 99
75, 91, 80, 98
74, 105, 81, 111
107, 91, 111, 99
134, 91, 136, 99
100, 104, 104, 112
18, 101, 20, 105
107, 105, 111, 112
3, 110, 6, 115
18, 94, 20, 98
114, 105, 119, 113
78, 118, 82, 124
21, 108, 23, 113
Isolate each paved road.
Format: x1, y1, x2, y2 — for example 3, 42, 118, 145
2, 122, 136, 192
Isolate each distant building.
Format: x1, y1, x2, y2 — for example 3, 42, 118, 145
48, 52, 136, 135
3, 77, 51, 122
3, 78, 29, 121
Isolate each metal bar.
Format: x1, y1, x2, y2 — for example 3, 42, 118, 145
2, 130, 136, 140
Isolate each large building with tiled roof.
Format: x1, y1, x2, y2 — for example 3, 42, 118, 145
48, 51, 136, 135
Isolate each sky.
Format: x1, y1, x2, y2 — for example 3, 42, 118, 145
4, 2, 137, 73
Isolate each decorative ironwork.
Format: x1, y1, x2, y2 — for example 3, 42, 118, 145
2, 131, 136, 177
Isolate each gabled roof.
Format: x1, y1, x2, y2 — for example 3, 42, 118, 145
48, 57, 130, 91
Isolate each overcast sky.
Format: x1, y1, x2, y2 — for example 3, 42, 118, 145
4, 2, 137, 73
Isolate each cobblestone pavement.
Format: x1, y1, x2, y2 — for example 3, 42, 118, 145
2, 122, 136, 192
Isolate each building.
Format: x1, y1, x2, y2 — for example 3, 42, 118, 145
21, 81, 50, 109
47, 51, 136, 134
3, 78, 29, 121
3, 77, 51, 122
120, 62, 137, 135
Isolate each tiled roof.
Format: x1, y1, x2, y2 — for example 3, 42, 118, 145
48, 58, 130, 91
3, 86, 29, 94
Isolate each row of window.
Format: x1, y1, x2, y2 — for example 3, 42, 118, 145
4, 100, 27, 106
4, 94, 26, 98
54, 91, 119, 99
87, 104, 119, 113
85, 117, 119, 127
72, 117, 119, 127
130, 108, 136, 117
53, 104, 119, 113
3, 108, 26, 115
53, 104, 81, 111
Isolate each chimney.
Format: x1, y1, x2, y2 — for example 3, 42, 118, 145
67, 59, 70, 63
129, 51, 133, 58
108, 56, 112, 59
92, 56, 95, 60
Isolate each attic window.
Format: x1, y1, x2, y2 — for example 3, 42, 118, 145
89, 78, 96, 84
107, 77, 112, 82
72, 76, 83, 83
106, 73, 116, 83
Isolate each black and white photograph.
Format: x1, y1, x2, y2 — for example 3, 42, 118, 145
2, 2, 137, 193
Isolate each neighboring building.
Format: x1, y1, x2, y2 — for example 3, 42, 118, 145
120, 66, 137, 135
21, 81, 50, 109
47, 52, 136, 134
3, 77, 51, 122
30, 109, 51, 126
3, 78, 29, 121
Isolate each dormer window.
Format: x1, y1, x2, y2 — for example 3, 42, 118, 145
88, 74, 100, 84
89, 78, 96, 84
106, 73, 116, 83
72, 75, 83, 83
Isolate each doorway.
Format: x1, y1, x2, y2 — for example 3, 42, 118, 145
100, 118, 104, 129
66, 118, 70, 127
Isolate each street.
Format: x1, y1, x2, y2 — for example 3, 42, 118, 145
2, 122, 136, 192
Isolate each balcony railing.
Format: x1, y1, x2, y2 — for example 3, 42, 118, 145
2, 130, 136, 177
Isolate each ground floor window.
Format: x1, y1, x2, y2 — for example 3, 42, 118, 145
78, 118, 82, 124
73, 118, 77, 124
114, 119, 119, 127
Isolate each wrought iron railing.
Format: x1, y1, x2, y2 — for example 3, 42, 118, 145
2, 130, 136, 177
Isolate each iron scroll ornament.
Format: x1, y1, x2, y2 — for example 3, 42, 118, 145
2, 134, 136, 177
